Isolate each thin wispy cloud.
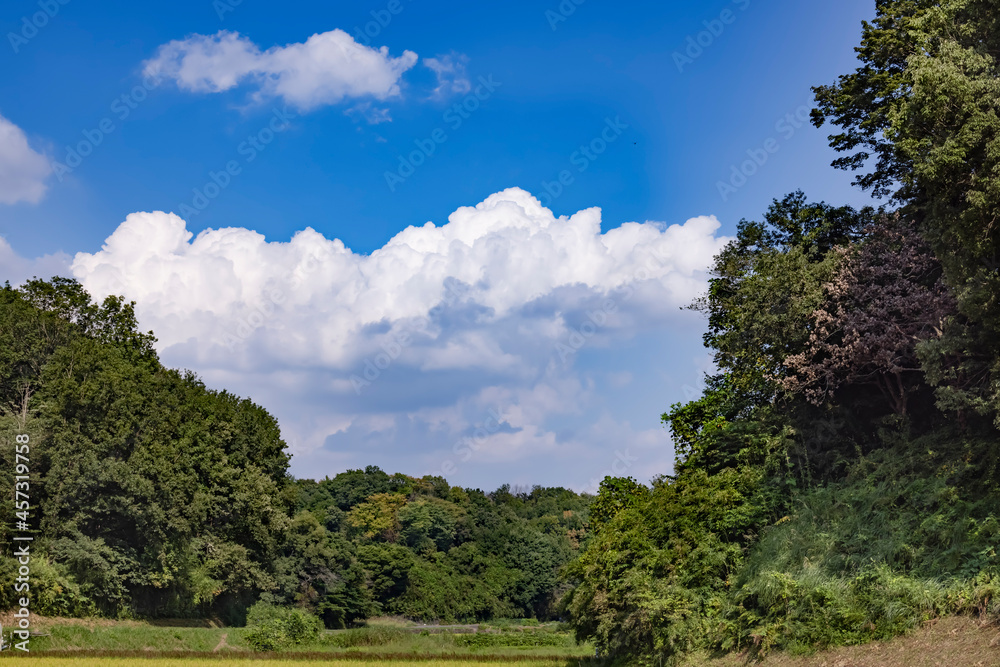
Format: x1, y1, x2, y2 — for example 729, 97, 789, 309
424, 53, 472, 98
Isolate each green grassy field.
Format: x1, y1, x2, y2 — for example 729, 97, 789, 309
1, 616, 593, 662
4, 614, 997, 666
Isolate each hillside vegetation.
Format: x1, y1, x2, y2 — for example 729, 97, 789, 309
562, 0, 1000, 663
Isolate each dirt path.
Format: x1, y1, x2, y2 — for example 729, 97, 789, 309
211, 632, 228, 652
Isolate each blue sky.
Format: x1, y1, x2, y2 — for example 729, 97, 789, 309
0, 0, 877, 491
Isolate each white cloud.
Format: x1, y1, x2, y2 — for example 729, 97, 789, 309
0, 237, 72, 285
424, 53, 471, 97
71, 188, 729, 488
347, 102, 393, 125
0, 113, 52, 205
143, 30, 419, 111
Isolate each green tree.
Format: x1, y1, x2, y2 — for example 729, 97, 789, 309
813, 0, 1000, 423
346, 493, 408, 542
588, 477, 648, 535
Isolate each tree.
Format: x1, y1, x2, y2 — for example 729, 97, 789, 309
782, 216, 955, 416
0, 279, 157, 429
588, 477, 648, 535
268, 511, 374, 628
0, 283, 77, 427
346, 493, 408, 542
399, 498, 463, 552
692, 192, 871, 415
812, 0, 1000, 421
665, 193, 873, 476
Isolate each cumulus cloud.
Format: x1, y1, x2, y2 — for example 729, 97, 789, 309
0, 113, 52, 205
71, 188, 729, 488
143, 30, 419, 111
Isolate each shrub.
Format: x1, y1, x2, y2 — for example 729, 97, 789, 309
243, 602, 322, 651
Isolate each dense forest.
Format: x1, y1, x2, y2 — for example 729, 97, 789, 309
3, 0, 1000, 664
0, 278, 590, 625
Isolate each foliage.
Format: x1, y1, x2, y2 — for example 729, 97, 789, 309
719, 431, 1000, 659
567, 181, 1000, 664
243, 601, 322, 651
562, 461, 787, 664
813, 0, 1000, 424
323, 625, 410, 648
587, 477, 648, 535
782, 215, 955, 416
346, 493, 408, 542
0, 277, 592, 629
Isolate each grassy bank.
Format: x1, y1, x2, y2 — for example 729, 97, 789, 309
681, 615, 1000, 667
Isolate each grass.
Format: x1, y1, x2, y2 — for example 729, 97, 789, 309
2, 615, 592, 661
8, 612, 998, 666
0, 660, 573, 666
680, 615, 1000, 667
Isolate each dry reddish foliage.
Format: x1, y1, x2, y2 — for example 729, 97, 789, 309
781, 215, 956, 415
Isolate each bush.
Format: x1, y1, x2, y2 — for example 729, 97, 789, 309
0, 554, 97, 617
243, 602, 322, 651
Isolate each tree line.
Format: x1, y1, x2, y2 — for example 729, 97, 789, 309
0, 279, 590, 624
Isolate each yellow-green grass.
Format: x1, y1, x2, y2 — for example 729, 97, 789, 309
1, 614, 997, 666
1, 616, 592, 661
5, 615, 591, 660
0, 660, 573, 667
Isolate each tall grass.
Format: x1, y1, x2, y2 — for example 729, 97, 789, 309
717, 437, 1000, 658
324, 626, 412, 648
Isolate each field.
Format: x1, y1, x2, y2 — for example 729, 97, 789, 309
0, 661, 571, 667
0, 614, 997, 666
0, 614, 594, 663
